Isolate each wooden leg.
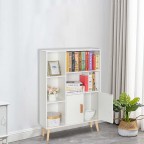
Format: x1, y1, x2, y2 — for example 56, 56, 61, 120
47, 129, 50, 142
95, 121, 99, 132
89, 122, 93, 128
42, 128, 45, 137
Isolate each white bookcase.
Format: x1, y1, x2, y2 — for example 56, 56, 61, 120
39, 48, 113, 142
0, 102, 9, 144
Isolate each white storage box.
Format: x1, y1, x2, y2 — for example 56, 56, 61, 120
47, 112, 61, 127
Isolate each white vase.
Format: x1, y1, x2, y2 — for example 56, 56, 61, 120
48, 94, 57, 101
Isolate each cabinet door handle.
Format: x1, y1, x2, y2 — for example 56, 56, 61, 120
80, 104, 83, 113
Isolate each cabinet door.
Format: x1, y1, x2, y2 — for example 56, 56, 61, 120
66, 94, 84, 124
0, 106, 7, 136
98, 92, 113, 123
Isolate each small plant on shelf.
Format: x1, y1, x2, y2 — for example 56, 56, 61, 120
47, 86, 59, 101
47, 86, 59, 95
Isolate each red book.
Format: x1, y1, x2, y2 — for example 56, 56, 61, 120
80, 75, 88, 91
92, 54, 96, 70
85, 51, 89, 71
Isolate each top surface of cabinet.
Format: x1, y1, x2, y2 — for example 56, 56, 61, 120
41, 48, 100, 52
0, 102, 9, 106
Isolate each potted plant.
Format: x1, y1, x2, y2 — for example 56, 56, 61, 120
47, 86, 59, 101
113, 92, 143, 136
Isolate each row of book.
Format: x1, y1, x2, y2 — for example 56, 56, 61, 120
66, 72, 99, 93
66, 51, 100, 72
66, 81, 84, 93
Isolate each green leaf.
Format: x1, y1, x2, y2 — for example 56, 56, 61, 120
119, 92, 131, 105
129, 97, 140, 105
113, 100, 122, 112
126, 104, 139, 112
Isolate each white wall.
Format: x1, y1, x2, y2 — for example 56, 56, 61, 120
0, 0, 112, 133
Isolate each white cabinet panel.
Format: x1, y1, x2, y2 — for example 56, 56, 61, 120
98, 92, 113, 123
0, 106, 7, 136
66, 94, 84, 124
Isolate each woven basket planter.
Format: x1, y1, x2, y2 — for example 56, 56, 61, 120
118, 119, 138, 137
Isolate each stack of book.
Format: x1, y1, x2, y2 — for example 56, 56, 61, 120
66, 51, 100, 72
66, 81, 84, 93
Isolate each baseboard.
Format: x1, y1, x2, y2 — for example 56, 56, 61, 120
7, 121, 103, 143
8, 127, 41, 143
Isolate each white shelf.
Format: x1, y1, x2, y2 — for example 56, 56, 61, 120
0, 135, 8, 138
47, 119, 99, 130
66, 91, 99, 95
47, 99, 65, 104
47, 75, 65, 79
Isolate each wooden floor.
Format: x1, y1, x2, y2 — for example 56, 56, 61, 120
10, 123, 144, 144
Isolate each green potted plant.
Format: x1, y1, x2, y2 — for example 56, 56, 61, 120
113, 92, 143, 136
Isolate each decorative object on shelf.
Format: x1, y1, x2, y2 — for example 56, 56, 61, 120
48, 61, 61, 76
113, 92, 144, 136
47, 86, 59, 101
84, 109, 96, 121
47, 112, 61, 127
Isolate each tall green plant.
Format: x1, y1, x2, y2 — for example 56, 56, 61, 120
113, 92, 143, 122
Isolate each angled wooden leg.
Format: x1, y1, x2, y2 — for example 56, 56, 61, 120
47, 129, 50, 142
95, 121, 99, 132
89, 122, 93, 128
42, 128, 45, 137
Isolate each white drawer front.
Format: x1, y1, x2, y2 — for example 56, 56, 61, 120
0, 106, 7, 136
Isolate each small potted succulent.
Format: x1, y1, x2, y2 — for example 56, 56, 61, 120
47, 86, 59, 101
113, 92, 143, 136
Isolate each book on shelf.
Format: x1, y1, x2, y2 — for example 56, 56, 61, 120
85, 51, 89, 71
88, 72, 92, 91
66, 51, 100, 72
79, 52, 82, 71
92, 53, 96, 70
81, 51, 85, 71
66, 81, 84, 92
96, 54, 100, 70
66, 52, 69, 72
80, 74, 88, 92
66, 81, 83, 86
92, 72, 96, 91
89, 51, 93, 70
69, 52, 72, 72
75, 52, 79, 72
72, 52, 75, 72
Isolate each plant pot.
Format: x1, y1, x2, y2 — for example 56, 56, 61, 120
48, 94, 57, 101
118, 119, 138, 136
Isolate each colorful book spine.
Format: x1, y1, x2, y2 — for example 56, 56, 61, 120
69, 52, 72, 72
92, 53, 96, 70
92, 72, 96, 91
85, 51, 89, 71
75, 52, 79, 71
89, 51, 93, 70
66, 52, 69, 72
96, 54, 100, 70
72, 52, 75, 72
81, 52, 85, 71
79, 52, 82, 71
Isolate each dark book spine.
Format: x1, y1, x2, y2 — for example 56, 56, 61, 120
72, 52, 75, 72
